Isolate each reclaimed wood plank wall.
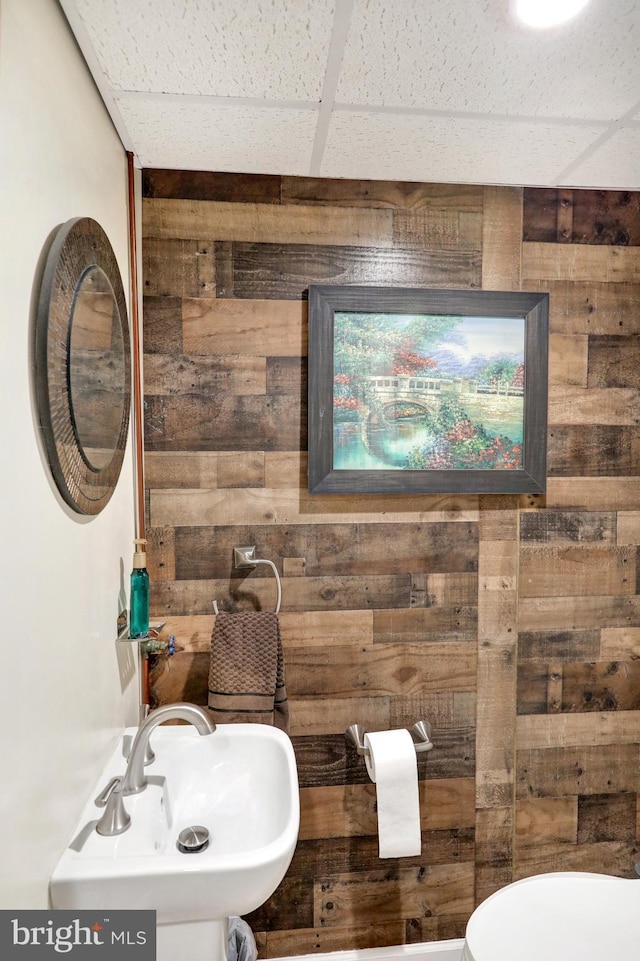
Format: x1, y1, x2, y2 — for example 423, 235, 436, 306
141, 173, 640, 955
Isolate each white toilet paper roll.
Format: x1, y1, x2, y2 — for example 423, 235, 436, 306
363, 728, 422, 858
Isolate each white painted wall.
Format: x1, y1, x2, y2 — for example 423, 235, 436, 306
0, 0, 139, 906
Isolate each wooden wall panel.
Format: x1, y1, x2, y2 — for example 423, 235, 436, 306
142, 197, 395, 246
548, 426, 640, 476
142, 240, 216, 298
481, 186, 522, 290
523, 188, 640, 246
279, 177, 484, 211
515, 204, 640, 887
183, 298, 307, 356
143, 169, 281, 203
142, 170, 640, 955
474, 513, 519, 905
548, 386, 640, 425
519, 545, 635, 598
544, 478, 640, 511
548, 333, 588, 387
519, 511, 616, 543
212, 242, 481, 300
516, 710, 640, 749
522, 242, 640, 284
588, 335, 640, 388
523, 279, 640, 336
473, 186, 522, 905
313, 863, 475, 927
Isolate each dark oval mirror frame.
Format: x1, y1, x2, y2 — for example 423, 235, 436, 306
35, 217, 131, 515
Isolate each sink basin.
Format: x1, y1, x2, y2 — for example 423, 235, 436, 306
50, 722, 299, 926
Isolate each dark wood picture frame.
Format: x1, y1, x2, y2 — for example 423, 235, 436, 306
308, 285, 549, 495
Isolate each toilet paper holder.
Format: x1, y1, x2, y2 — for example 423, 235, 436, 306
345, 720, 434, 757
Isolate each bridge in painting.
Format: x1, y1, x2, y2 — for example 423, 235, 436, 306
353, 375, 524, 459
365, 374, 523, 411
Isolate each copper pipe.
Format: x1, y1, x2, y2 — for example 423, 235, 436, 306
127, 151, 145, 542
141, 656, 150, 707
127, 152, 149, 706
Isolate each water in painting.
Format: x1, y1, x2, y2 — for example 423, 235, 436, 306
332, 311, 526, 471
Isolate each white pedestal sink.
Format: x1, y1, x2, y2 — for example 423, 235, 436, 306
50, 722, 299, 961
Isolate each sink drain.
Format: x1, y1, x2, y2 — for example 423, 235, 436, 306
177, 825, 210, 853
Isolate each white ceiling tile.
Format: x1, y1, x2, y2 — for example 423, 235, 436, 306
74, 0, 335, 99
61, 0, 640, 187
115, 97, 318, 174
559, 126, 640, 190
337, 0, 640, 121
320, 110, 605, 186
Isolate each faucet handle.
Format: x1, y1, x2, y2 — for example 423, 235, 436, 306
95, 776, 121, 807
95, 778, 131, 836
122, 736, 155, 766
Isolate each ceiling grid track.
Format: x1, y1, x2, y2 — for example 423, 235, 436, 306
309, 0, 355, 177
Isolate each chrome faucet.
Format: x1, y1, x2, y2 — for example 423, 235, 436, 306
95, 703, 216, 836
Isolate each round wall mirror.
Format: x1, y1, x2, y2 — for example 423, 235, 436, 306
35, 217, 131, 514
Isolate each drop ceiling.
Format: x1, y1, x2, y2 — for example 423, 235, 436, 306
60, 0, 640, 189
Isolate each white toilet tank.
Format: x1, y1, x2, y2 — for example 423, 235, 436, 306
463, 871, 639, 961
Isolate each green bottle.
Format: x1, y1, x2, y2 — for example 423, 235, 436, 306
130, 538, 150, 638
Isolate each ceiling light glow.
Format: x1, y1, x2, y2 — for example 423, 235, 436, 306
512, 0, 590, 28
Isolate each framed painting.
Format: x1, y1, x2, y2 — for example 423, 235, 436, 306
307, 285, 549, 495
